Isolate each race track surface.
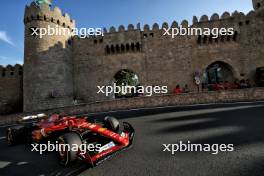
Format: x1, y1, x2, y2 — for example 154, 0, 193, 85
0, 102, 264, 176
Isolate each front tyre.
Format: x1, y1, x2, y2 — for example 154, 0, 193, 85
57, 132, 82, 166
103, 116, 121, 133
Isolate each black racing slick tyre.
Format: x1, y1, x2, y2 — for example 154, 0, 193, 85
103, 116, 121, 133
57, 132, 82, 166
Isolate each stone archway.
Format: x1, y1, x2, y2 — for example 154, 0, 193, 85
203, 61, 235, 84
113, 69, 140, 98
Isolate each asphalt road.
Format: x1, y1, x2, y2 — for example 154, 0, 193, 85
0, 102, 264, 176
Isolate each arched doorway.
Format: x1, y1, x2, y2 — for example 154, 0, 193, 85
203, 61, 235, 84
201, 61, 237, 91
114, 69, 140, 98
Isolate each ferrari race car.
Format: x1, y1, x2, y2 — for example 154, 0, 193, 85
6, 114, 135, 166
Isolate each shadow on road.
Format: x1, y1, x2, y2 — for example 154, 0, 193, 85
152, 106, 264, 147
237, 157, 264, 176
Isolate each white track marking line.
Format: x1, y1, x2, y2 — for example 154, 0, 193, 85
0, 137, 6, 140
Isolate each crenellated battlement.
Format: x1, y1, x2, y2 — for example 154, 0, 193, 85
0, 64, 23, 78
61, 1, 264, 48
75, 9, 259, 48
99, 7, 261, 37
24, 2, 75, 29
193, 10, 256, 25
103, 23, 141, 34
93, 12, 243, 39
73, 6, 264, 57
68, 3, 264, 57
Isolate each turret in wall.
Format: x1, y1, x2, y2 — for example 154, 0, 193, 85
23, 1, 75, 111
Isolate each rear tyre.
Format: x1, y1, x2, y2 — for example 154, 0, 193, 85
57, 132, 82, 166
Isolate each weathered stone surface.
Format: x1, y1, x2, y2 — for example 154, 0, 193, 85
1, 1, 264, 113
1, 88, 264, 124
0, 65, 23, 114
23, 3, 74, 112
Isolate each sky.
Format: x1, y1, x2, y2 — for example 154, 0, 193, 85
0, 0, 253, 66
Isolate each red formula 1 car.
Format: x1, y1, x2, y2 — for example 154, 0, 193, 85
6, 114, 135, 166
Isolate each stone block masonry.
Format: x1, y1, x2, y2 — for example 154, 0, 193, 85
0, 65, 23, 115
1, 88, 264, 125
1, 0, 264, 114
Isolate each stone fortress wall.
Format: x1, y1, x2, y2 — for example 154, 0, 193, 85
23, 2, 75, 112
73, 0, 264, 103
0, 65, 23, 114
0, 0, 264, 114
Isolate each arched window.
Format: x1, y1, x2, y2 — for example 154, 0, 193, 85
257, 3, 261, 9
57, 20, 60, 25
233, 31, 238, 41
221, 35, 225, 42
197, 35, 202, 44
245, 20, 250, 25
215, 36, 219, 43
227, 35, 231, 42
111, 45, 115, 54
51, 18, 54, 22
203, 36, 207, 44
131, 43, 135, 51
208, 35, 213, 43
126, 44, 130, 52
31, 15, 34, 20
116, 45, 120, 53
121, 44, 125, 52
136, 43, 140, 51
106, 45, 110, 54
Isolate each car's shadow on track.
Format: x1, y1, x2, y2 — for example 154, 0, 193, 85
0, 139, 91, 176
151, 106, 264, 148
